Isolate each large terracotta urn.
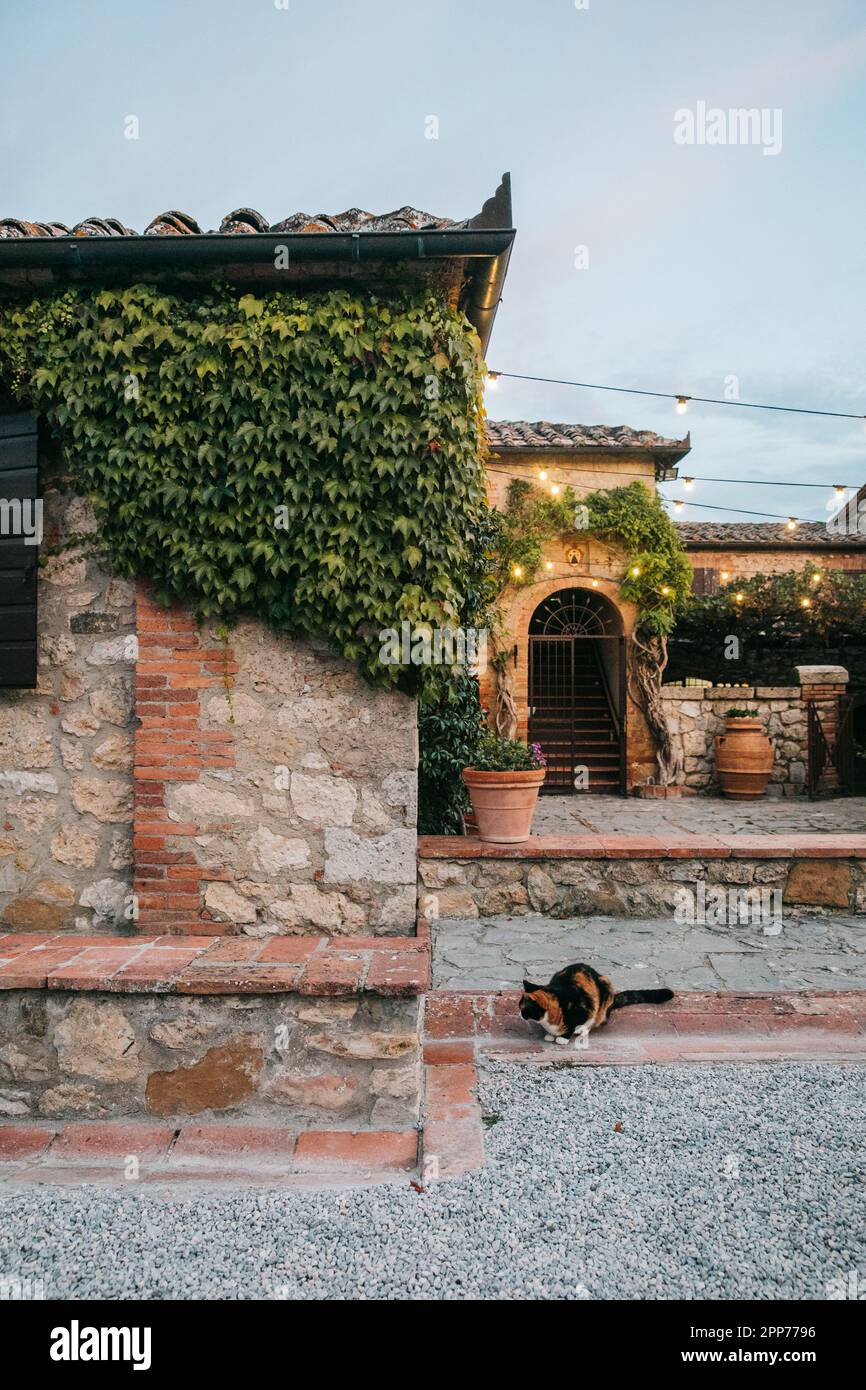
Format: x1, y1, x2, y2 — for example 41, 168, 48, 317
714, 715, 774, 800
461, 768, 546, 844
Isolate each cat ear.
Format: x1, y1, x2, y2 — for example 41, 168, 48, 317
523, 980, 539, 994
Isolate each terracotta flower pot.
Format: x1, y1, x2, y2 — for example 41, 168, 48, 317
461, 767, 546, 844
714, 717, 774, 800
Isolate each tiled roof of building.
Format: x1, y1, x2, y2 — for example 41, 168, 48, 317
0, 206, 461, 239
676, 520, 866, 548
485, 419, 690, 454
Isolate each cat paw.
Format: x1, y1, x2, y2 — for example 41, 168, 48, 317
554, 1036, 569, 1046
573, 1032, 590, 1050
542, 1034, 555, 1043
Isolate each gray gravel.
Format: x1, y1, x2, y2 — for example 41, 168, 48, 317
2, 1062, 864, 1300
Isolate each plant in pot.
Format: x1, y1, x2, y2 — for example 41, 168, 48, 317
462, 733, 547, 844
714, 708, 775, 800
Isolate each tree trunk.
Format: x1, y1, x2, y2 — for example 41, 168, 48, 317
628, 630, 682, 786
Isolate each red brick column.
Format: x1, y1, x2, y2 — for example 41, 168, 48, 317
132, 584, 237, 934
799, 676, 848, 792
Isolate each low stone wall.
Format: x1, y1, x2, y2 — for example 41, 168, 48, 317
0, 988, 422, 1129
0, 492, 136, 934
661, 685, 807, 795
419, 851, 866, 918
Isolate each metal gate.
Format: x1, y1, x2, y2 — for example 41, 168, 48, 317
807, 696, 854, 799
528, 634, 626, 794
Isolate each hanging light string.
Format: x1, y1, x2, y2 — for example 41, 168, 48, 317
486, 370, 866, 422
486, 459, 853, 493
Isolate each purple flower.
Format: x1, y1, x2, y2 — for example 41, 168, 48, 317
530, 741, 547, 768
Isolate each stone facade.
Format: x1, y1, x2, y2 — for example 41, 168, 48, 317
134, 589, 418, 936
661, 685, 808, 795
0, 494, 418, 937
0, 987, 421, 1128
0, 493, 136, 934
419, 853, 866, 920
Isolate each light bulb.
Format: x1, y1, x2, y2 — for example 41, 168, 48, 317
673, 500, 684, 514
834, 486, 846, 500
661, 585, 671, 596
720, 570, 730, 582
675, 396, 689, 415
591, 579, 599, 588
538, 469, 548, 482
786, 517, 797, 531
683, 477, 694, 490
735, 592, 744, 603
800, 596, 811, 608
512, 564, 522, 579
811, 572, 821, 585
486, 371, 499, 388
550, 484, 560, 496
545, 561, 553, 571
630, 565, 641, 578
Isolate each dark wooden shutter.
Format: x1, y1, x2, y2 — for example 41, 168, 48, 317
691, 566, 719, 596
0, 411, 39, 687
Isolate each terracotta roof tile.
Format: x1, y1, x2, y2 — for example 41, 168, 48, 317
0, 206, 460, 240
676, 520, 866, 549
485, 419, 689, 455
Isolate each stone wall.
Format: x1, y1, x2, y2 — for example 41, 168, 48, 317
0, 988, 421, 1128
135, 590, 418, 937
0, 493, 135, 933
661, 685, 807, 795
419, 853, 866, 920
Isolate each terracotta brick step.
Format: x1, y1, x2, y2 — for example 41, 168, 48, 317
0, 1121, 419, 1186
419, 832, 866, 860
426, 989, 866, 1066
0, 931, 430, 997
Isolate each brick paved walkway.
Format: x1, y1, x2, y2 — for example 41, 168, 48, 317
532, 793, 866, 836
433, 912, 866, 991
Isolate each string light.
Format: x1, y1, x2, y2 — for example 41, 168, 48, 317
720, 570, 730, 582
675, 396, 689, 415
550, 484, 560, 496
486, 371, 499, 389
591, 578, 600, 588
545, 561, 554, 571
834, 485, 846, 500
538, 469, 548, 482
630, 565, 641, 578
661, 585, 671, 596
811, 572, 822, 585
512, 564, 522, 579
800, 596, 812, 608
735, 592, 744, 603
683, 477, 694, 490
673, 499, 684, 513
786, 517, 798, 531
487, 370, 866, 421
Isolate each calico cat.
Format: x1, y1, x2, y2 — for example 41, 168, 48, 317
519, 963, 673, 1049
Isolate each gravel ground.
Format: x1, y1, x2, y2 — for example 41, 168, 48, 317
2, 1062, 864, 1300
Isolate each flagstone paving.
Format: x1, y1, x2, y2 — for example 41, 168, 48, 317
532, 793, 866, 836
432, 911, 866, 991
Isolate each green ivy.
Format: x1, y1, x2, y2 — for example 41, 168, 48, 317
496, 477, 692, 634
0, 283, 487, 687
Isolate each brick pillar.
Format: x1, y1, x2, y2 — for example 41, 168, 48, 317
132, 584, 237, 934
797, 664, 849, 793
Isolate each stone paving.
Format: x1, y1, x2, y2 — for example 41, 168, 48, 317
532, 793, 866, 836
432, 911, 866, 992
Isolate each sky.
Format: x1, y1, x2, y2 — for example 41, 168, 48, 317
2, 0, 865, 523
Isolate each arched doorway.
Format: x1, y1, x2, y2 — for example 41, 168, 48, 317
528, 588, 626, 794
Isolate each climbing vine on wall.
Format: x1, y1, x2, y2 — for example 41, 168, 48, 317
0, 283, 487, 687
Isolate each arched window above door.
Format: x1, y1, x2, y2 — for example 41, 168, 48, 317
529, 587, 622, 637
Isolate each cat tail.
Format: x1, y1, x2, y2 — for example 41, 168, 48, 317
611, 988, 674, 1010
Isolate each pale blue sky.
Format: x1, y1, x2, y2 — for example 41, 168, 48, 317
2, 0, 864, 521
